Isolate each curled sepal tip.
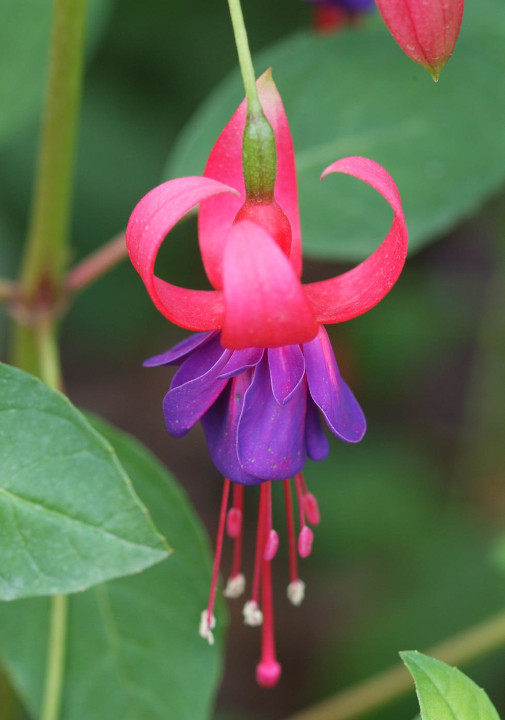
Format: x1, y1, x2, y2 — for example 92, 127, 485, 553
126, 176, 238, 330
305, 156, 408, 324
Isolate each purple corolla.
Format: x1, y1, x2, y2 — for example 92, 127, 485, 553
145, 326, 365, 486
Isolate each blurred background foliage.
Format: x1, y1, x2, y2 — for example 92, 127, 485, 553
1, 0, 505, 719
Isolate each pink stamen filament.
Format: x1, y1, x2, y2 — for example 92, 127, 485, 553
299, 473, 321, 526
283, 479, 299, 584
204, 477, 231, 636
263, 479, 279, 561
303, 492, 321, 526
294, 473, 307, 530
229, 484, 244, 578
294, 473, 314, 558
250, 484, 267, 605
299, 473, 309, 494
256, 482, 282, 688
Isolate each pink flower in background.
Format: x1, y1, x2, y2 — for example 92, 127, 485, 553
126, 71, 407, 686
376, 0, 464, 80
303, 0, 376, 35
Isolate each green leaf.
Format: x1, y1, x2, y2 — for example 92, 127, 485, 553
0, 0, 112, 144
166, 1, 505, 260
0, 416, 224, 720
0, 364, 169, 599
401, 651, 501, 720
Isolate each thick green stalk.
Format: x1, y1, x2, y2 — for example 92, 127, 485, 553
282, 609, 505, 720
11, 0, 89, 718
20, 0, 88, 298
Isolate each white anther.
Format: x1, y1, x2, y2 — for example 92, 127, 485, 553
287, 579, 306, 606
242, 600, 263, 626
223, 573, 246, 599
199, 609, 216, 645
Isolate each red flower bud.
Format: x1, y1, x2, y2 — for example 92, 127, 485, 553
375, 0, 464, 81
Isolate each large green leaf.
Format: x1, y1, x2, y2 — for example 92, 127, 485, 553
165, 0, 505, 261
401, 652, 501, 720
0, 416, 224, 720
0, 364, 169, 599
0, 0, 112, 144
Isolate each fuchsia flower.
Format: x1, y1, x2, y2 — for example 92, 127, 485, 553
126, 71, 407, 687
376, 0, 464, 80
303, 0, 375, 35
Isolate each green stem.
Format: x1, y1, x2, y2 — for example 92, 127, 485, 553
20, 0, 88, 298
35, 316, 63, 393
40, 594, 68, 720
282, 609, 505, 720
455, 229, 505, 487
34, 318, 68, 720
0, 665, 16, 720
227, 0, 261, 114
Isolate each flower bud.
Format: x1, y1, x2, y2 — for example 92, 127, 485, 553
375, 0, 464, 81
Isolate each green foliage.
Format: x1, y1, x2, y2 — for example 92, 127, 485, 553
0, 364, 169, 599
0, 0, 112, 143
0, 416, 224, 720
166, 0, 505, 260
1, 0, 505, 718
402, 651, 501, 720
297, 424, 505, 718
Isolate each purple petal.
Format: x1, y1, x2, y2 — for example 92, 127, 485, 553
237, 357, 307, 480
219, 348, 264, 379
268, 345, 305, 405
304, 326, 366, 443
170, 334, 230, 389
143, 331, 215, 367
162, 337, 231, 438
305, 398, 330, 461
201, 373, 261, 485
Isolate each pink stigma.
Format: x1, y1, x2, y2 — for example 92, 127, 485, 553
256, 659, 282, 688
256, 482, 281, 687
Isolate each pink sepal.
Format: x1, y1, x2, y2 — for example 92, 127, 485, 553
199, 70, 302, 289
221, 220, 318, 349
376, 0, 464, 80
304, 157, 407, 324
126, 176, 237, 330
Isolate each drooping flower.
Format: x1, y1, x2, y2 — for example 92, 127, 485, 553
303, 0, 376, 34
126, 71, 407, 686
375, 0, 464, 81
